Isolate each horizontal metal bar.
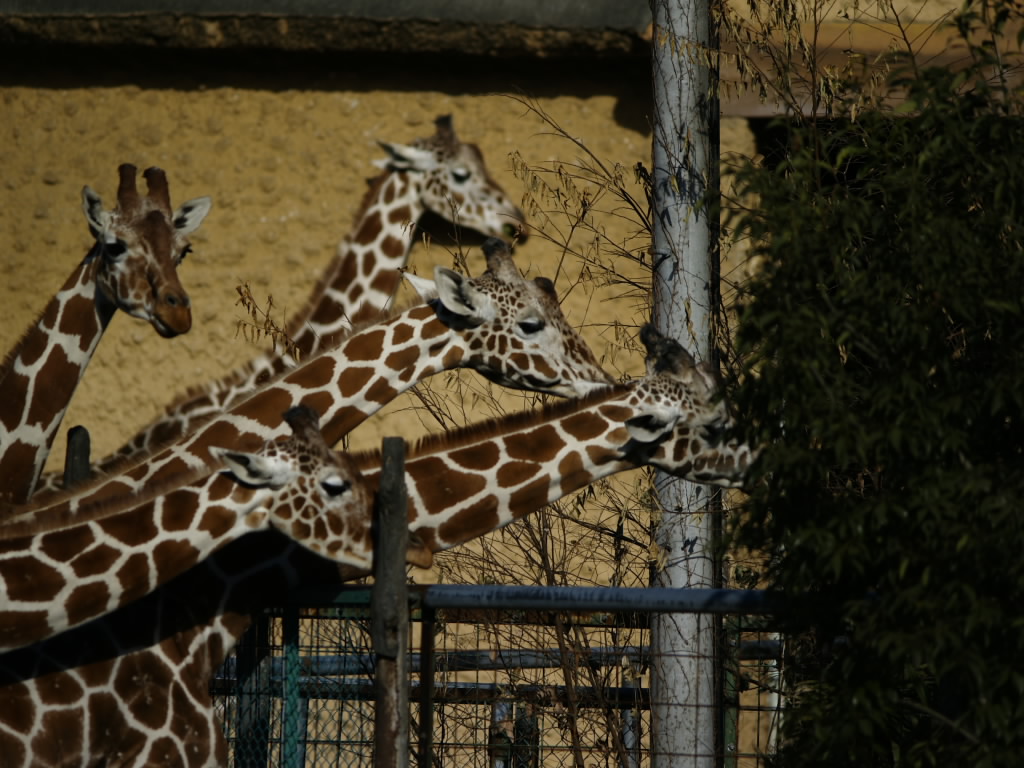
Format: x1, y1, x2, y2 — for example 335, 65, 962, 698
287, 585, 781, 616
420, 586, 781, 615
211, 678, 651, 709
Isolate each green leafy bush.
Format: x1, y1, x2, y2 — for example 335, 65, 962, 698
728, 6, 1024, 766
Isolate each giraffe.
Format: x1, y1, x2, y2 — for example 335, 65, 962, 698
65, 115, 528, 482
0, 405, 385, 654
0, 325, 755, 768
0, 164, 211, 504
18, 237, 613, 519
0, 235, 602, 647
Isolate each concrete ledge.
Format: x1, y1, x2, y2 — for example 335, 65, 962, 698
0, 1, 652, 57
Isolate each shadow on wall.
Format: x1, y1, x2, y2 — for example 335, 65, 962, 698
0, 44, 653, 136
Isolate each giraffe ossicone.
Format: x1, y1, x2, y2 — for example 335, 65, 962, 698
0, 164, 211, 504
0, 405, 374, 654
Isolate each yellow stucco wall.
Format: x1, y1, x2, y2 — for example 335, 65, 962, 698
0, 49, 756, 478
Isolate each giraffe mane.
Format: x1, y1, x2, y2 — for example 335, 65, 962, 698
0, 459, 224, 540
351, 382, 630, 468
353, 170, 393, 229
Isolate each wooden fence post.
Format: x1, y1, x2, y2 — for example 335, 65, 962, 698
63, 425, 91, 489
373, 436, 409, 768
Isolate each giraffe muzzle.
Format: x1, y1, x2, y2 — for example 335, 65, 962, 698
153, 291, 193, 337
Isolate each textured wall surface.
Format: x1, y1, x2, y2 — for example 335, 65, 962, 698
0, 45, 753, 477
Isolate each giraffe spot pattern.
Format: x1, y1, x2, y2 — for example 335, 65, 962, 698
496, 461, 539, 489
65, 581, 112, 627
344, 329, 387, 361
3, 554, 65, 601
560, 411, 612, 442
503, 424, 561, 462
384, 346, 422, 373
447, 441, 501, 471
13, 325, 51, 369
436, 495, 501, 546
28, 349, 80, 427
558, 451, 590, 497
152, 540, 202, 586
35, 708, 84, 764
68, 541, 121, 579
39, 525, 97, 562
115, 552, 152, 594
98, 508, 159, 546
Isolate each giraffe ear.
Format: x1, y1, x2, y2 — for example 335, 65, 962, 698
82, 186, 114, 242
211, 447, 294, 489
375, 141, 438, 172
173, 196, 212, 235
433, 266, 491, 321
403, 271, 438, 301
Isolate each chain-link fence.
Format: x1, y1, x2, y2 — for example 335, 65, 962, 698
211, 586, 781, 767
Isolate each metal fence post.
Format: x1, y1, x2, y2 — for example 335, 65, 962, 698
282, 603, 308, 768
417, 605, 436, 768
235, 615, 272, 768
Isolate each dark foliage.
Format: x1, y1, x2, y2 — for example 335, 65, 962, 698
727, 8, 1024, 766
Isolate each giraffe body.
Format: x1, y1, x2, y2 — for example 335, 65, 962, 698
0, 326, 754, 767
0, 165, 211, 504
0, 406, 373, 654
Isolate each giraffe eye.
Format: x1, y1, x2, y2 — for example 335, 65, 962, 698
322, 477, 351, 497
517, 318, 546, 336
451, 168, 471, 184
104, 239, 127, 259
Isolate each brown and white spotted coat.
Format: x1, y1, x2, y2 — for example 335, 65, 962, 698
23, 237, 612, 514
0, 165, 211, 505
77, 115, 528, 478
0, 406, 375, 654
0, 325, 755, 768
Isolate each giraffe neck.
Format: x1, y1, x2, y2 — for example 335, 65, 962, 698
101, 304, 468, 492
0, 454, 371, 654
243, 171, 425, 382
0, 369, 750, 766
0, 249, 115, 504
357, 379, 740, 554
286, 171, 423, 349
0, 533, 314, 768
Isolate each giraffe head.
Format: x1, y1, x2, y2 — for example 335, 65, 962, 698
210, 405, 375, 568
376, 114, 527, 243
412, 237, 615, 397
81, 164, 212, 338
619, 324, 757, 487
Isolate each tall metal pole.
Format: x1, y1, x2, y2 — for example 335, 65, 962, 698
648, 0, 720, 766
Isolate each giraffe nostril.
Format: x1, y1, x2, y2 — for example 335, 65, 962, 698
164, 293, 191, 309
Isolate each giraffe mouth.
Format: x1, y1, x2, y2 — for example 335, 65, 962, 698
151, 311, 192, 338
